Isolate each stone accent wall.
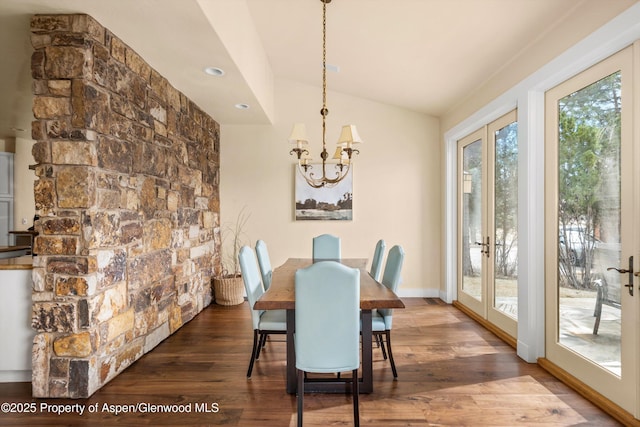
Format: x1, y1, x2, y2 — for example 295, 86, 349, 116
29, 14, 221, 398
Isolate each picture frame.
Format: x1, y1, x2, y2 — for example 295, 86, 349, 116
295, 164, 353, 220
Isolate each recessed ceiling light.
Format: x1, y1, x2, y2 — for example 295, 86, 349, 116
235, 103, 250, 110
204, 67, 225, 76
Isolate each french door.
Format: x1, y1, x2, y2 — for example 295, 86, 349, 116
457, 110, 518, 338
544, 45, 638, 414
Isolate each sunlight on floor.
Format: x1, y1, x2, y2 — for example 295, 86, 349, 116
289, 376, 588, 426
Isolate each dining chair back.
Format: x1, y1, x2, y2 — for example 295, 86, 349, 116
369, 239, 386, 281
239, 246, 265, 329
295, 261, 360, 426
312, 234, 341, 261
239, 245, 286, 378
371, 244, 404, 378
255, 239, 272, 291
378, 245, 405, 324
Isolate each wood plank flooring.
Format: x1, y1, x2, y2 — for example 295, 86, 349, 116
0, 298, 623, 426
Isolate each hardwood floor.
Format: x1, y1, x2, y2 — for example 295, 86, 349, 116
0, 298, 623, 426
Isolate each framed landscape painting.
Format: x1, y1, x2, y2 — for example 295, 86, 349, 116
295, 164, 353, 220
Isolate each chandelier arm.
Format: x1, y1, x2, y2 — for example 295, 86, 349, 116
322, 163, 350, 183
290, 148, 309, 159
341, 147, 360, 159
297, 163, 350, 189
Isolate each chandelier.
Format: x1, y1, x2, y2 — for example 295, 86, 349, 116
288, 0, 362, 188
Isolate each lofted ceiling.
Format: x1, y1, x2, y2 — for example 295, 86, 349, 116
0, 0, 637, 140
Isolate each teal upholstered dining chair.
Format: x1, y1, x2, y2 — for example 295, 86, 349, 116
312, 234, 341, 261
255, 239, 272, 291
295, 261, 361, 427
370, 244, 404, 378
369, 239, 386, 281
238, 245, 286, 378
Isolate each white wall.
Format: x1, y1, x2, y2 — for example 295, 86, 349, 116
0, 268, 36, 382
440, 0, 636, 134
220, 78, 440, 296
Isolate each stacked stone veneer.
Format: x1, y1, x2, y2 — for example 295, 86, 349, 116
29, 14, 221, 398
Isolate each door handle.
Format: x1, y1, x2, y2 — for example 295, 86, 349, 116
607, 255, 633, 296
484, 236, 490, 258
473, 237, 490, 258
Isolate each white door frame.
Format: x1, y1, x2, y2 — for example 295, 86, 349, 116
443, 3, 640, 363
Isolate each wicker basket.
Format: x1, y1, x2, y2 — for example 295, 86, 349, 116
213, 276, 244, 306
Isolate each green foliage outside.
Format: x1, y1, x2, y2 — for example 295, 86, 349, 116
558, 72, 621, 289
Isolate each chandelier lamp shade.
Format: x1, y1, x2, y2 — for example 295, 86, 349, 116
288, 0, 362, 189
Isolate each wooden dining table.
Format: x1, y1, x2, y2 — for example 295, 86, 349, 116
253, 258, 405, 394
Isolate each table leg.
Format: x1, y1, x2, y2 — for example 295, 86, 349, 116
361, 309, 373, 393
286, 309, 296, 394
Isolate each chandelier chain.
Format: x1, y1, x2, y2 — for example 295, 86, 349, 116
321, 0, 328, 153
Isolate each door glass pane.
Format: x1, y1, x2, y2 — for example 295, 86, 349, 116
494, 122, 518, 318
557, 71, 621, 375
462, 140, 482, 301
0, 200, 10, 246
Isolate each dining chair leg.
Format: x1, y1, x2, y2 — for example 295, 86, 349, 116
377, 333, 388, 360
247, 330, 259, 378
297, 369, 304, 427
352, 368, 360, 427
385, 330, 398, 378
256, 333, 266, 360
